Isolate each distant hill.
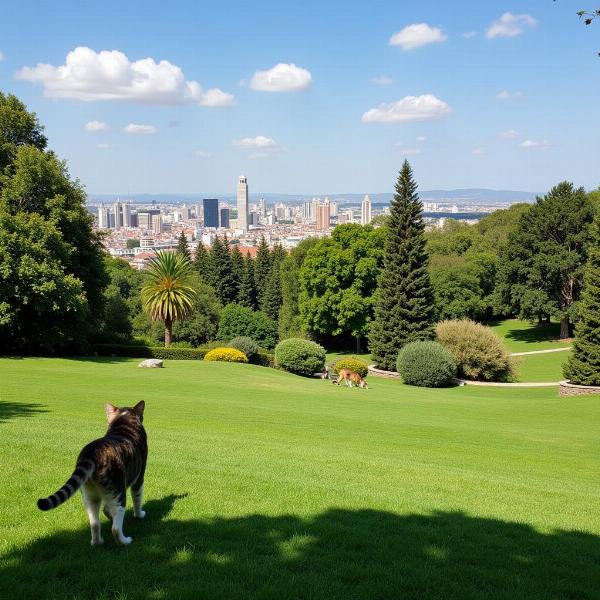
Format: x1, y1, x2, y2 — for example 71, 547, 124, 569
88, 189, 539, 207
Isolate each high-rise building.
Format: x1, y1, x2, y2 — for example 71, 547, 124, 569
302, 201, 315, 221
330, 202, 338, 218
113, 202, 122, 229
122, 202, 132, 227
97, 205, 110, 229
361, 194, 372, 225
258, 197, 267, 218
203, 198, 219, 228
220, 208, 230, 229
316, 203, 331, 231
237, 175, 249, 231
152, 214, 162, 235
249, 212, 260, 226
137, 209, 160, 230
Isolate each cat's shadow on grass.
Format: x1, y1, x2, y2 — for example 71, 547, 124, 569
3, 493, 599, 599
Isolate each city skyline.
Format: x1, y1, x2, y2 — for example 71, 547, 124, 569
0, 1, 598, 195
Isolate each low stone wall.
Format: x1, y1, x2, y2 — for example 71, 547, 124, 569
368, 365, 401, 379
559, 380, 600, 397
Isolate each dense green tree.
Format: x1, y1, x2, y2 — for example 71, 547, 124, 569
126, 238, 140, 249
0, 92, 47, 174
254, 235, 271, 307
238, 252, 257, 309
99, 256, 143, 342
495, 182, 594, 338
300, 224, 385, 351
564, 213, 600, 384
278, 238, 319, 339
0, 94, 107, 352
230, 244, 244, 303
368, 161, 435, 370
141, 251, 197, 346
193, 241, 211, 282
217, 303, 278, 349
177, 232, 191, 260
261, 242, 286, 320
208, 235, 236, 304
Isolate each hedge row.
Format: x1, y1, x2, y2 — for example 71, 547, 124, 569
93, 344, 208, 360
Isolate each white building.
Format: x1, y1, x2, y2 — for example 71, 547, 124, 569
97, 205, 110, 229
237, 175, 249, 231
361, 194, 372, 225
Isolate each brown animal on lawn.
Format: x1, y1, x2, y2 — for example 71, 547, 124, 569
332, 368, 368, 389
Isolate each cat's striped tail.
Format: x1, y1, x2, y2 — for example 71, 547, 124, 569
37, 458, 96, 511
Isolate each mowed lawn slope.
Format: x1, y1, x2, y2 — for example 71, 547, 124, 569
1, 358, 599, 600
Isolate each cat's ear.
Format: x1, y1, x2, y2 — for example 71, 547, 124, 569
133, 401, 145, 417
105, 403, 119, 423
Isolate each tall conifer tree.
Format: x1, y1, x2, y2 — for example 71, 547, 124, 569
230, 244, 244, 302
193, 241, 211, 282
177, 231, 190, 260
209, 235, 236, 304
368, 160, 434, 370
261, 242, 286, 320
564, 213, 600, 385
254, 235, 272, 307
238, 252, 257, 309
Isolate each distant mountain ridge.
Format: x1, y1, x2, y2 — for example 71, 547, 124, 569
88, 189, 540, 206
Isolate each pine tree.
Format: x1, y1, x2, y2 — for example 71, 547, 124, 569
230, 243, 244, 302
564, 213, 600, 385
254, 235, 272, 307
209, 235, 236, 304
368, 160, 435, 370
193, 241, 211, 283
238, 252, 257, 309
261, 242, 286, 320
177, 231, 190, 261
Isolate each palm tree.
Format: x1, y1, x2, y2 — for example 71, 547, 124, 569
141, 251, 197, 346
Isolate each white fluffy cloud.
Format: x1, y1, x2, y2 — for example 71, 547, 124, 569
372, 75, 393, 85
496, 90, 524, 100
399, 148, 421, 156
123, 123, 157, 134
389, 24, 446, 50
250, 63, 312, 92
362, 94, 452, 123
84, 120, 109, 132
15, 46, 234, 107
462, 31, 477, 39
0, 51, 5, 62
486, 13, 537, 39
519, 139, 549, 149
499, 129, 520, 139
233, 135, 278, 149
195, 150, 211, 158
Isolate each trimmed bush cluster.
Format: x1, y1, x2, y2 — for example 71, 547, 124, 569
204, 347, 248, 363
275, 338, 326, 376
331, 356, 369, 379
229, 336, 260, 363
396, 341, 456, 388
93, 344, 207, 360
436, 319, 514, 382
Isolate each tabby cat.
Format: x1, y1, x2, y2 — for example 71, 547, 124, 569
37, 401, 148, 546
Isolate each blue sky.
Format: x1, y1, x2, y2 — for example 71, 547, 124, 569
0, 0, 598, 195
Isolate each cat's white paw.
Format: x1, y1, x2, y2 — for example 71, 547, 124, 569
134, 510, 146, 519
120, 536, 133, 545
91, 537, 104, 546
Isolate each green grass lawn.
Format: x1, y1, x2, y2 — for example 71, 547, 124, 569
514, 351, 570, 383
1, 357, 599, 600
488, 319, 572, 352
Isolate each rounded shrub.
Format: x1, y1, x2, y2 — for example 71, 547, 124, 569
396, 341, 456, 388
204, 347, 248, 363
331, 356, 369, 379
229, 336, 260, 363
275, 338, 326, 376
436, 319, 514, 382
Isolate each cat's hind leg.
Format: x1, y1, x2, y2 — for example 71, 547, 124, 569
82, 485, 103, 546
106, 489, 132, 545
131, 480, 145, 519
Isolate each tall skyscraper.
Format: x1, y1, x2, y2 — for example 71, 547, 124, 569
316, 203, 331, 231
302, 201, 315, 221
122, 202, 132, 227
203, 198, 219, 228
113, 201, 122, 229
237, 175, 249, 231
152, 214, 162, 235
361, 194, 372, 225
97, 205, 110, 229
220, 207, 230, 229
